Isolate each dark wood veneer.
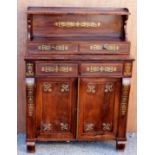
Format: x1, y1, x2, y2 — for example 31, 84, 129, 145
25, 7, 134, 152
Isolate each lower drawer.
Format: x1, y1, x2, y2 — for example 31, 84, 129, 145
36, 62, 78, 76
80, 63, 123, 76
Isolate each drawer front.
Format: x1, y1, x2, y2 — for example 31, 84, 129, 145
80, 63, 123, 76
36, 62, 78, 76
28, 42, 78, 54
79, 42, 130, 54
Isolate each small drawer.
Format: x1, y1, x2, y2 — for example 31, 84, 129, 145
36, 62, 78, 76
79, 41, 130, 54
28, 42, 78, 54
80, 63, 123, 76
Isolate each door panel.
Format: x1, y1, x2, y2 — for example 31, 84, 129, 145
36, 77, 77, 140
77, 78, 121, 140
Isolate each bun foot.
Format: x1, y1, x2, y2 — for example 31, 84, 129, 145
26, 142, 35, 153
116, 141, 126, 151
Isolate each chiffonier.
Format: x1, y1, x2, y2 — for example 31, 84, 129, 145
25, 7, 134, 152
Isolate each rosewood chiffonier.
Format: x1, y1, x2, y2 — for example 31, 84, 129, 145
25, 7, 134, 152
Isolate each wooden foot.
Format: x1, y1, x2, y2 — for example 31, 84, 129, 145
116, 141, 126, 151
27, 142, 35, 153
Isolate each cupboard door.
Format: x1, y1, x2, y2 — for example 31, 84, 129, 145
36, 77, 77, 140
77, 78, 121, 140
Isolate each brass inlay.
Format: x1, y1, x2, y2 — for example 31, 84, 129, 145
54, 21, 101, 28
60, 84, 69, 92
102, 123, 112, 131
121, 85, 130, 115
38, 45, 68, 51
27, 85, 34, 117
90, 44, 119, 51
60, 123, 68, 131
84, 123, 95, 132
41, 123, 52, 131
87, 84, 96, 93
42, 82, 52, 92
86, 66, 117, 73
41, 66, 73, 73
105, 83, 113, 92
124, 63, 132, 76
26, 63, 34, 76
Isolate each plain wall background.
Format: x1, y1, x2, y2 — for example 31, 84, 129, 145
17, 0, 137, 132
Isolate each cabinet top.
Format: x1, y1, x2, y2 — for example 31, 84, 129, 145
27, 7, 130, 15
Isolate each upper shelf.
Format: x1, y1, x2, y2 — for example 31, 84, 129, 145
27, 7, 130, 15
27, 7, 130, 41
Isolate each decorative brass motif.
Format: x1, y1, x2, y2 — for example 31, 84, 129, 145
124, 63, 132, 76
121, 84, 130, 116
84, 123, 95, 132
86, 66, 117, 73
102, 123, 112, 131
87, 84, 96, 93
41, 123, 52, 131
42, 82, 52, 92
38, 45, 68, 51
90, 45, 103, 51
105, 83, 113, 92
60, 84, 69, 92
41, 66, 73, 73
60, 123, 68, 131
27, 84, 34, 117
27, 15, 32, 40
26, 63, 34, 76
54, 21, 101, 28
90, 44, 119, 51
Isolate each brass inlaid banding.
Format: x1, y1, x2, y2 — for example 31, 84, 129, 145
54, 21, 101, 28
90, 44, 119, 51
86, 66, 117, 73
41, 66, 73, 73
38, 45, 68, 51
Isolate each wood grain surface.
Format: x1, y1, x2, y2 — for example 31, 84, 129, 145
17, 0, 136, 132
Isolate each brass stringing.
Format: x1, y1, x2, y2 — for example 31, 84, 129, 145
38, 45, 68, 51
105, 83, 113, 92
102, 123, 112, 131
26, 63, 34, 76
54, 21, 101, 28
41, 66, 73, 73
87, 84, 96, 93
124, 63, 132, 76
90, 44, 119, 51
121, 85, 130, 115
60, 123, 68, 131
84, 123, 95, 132
27, 85, 34, 117
42, 82, 52, 92
86, 66, 117, 73
60, 84, 69, 92
41, 123, 52, 131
